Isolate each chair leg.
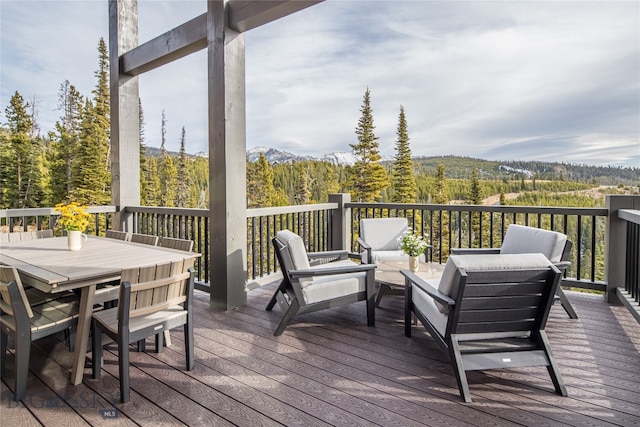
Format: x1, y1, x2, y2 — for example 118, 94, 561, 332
1, 331, 7, 375
366, 291, 375, 327
375, 284, 390, 307
65, 326, 76, 352
91, 320, 102, 379
14, 331, 30, 401
137, 339, 145, 352
539, 331, 568, 396
266, 278, 287, 311
118, 334, 130, 403
274, 299, 300, 336
185, 314, 194, 370
449, 337, 472, 403
155, 332, 164, 353
557, 288, 578, 319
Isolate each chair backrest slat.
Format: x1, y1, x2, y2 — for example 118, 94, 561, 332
130, 233, 159, 246
159, 237, 194, 252
106, 230, 129, 241
119, 262, 193, 321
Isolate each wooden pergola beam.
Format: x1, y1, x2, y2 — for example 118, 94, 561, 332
121, 0, 322, 76
228, 0, 322, 32
121, 13, 207, 76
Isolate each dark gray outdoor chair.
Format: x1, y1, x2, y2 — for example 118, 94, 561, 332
403, 253, 567, 403
451, 224, 577, 318
266, 229, 376, 336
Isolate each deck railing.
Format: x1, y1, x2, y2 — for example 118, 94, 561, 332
4, 196, 639, 319
347, 202, 609, 291
617, 208, 640, 322
0, 206, 117, 235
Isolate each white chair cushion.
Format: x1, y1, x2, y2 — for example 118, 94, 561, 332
300, 259, 366, 304
360, 218, 409, 251
500, 224, 567, 263
412, 279, 448, 336
435, 253, 552, 313
363, 250, 426, 264
276, 230, 311, 270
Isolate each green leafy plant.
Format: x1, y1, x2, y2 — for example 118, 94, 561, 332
398, 231, 428, 257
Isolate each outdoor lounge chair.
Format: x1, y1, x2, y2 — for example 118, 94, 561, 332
0, 266, 80, 401
358, 217, 431, 264
403, 253, 567, 403
91, 261, 195, 403
451, 224, 577, 318
266, 229, 376, 336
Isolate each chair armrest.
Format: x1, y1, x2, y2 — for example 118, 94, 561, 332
289, 263, 376, 278
450, 248, 500, 255
554, 261, 570, 272
307, 250, 349, 261
357, 238, 373, 264
401, 270, 455, 307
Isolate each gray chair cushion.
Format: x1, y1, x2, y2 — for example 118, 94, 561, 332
275, 230, 311, 270
435, 253, 552, 313
500, 224, 567, 263
360, 218, 409, 251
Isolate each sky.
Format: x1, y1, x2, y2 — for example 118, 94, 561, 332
1, 0, 639, 167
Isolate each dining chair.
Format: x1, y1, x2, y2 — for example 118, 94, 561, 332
105, 229, 129, 241
130, 233, 159, 246
0, 266, 80, 401
159, 237, 194, 252
91, 260, 195, 403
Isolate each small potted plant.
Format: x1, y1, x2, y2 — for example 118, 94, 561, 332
55, 202, 90, 250
398, 231, 429, 272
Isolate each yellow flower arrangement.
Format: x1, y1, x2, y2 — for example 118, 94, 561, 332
55, 202, 91, 232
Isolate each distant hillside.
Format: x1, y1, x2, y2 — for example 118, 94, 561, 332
412, 156, 639, 185
143, 145, 639, 186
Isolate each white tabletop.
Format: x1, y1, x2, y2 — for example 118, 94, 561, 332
0, 236, 198, 292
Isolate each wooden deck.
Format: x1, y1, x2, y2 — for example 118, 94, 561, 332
2, 282, 639, 426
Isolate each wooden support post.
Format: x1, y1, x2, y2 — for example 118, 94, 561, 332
109, 0, 140, 232
329, 193, 351, 251
208, 1, 247, 310
605, 195, 640, 303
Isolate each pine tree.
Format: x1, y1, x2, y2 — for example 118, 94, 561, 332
391, 105, 417, 203
434, 162, 448, 204
347, 88, 389, 202
70, 40, 111, 206
294, 164, 311, 205
247, 153, 285, 207
468, 166, 483, 246
175, 126, 190, 207
3, 91, 41, 208
157, 114, 177, 207
49, 81, 84, 203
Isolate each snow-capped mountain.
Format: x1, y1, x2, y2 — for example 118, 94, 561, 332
246, 147, 314, 164
246, 147, 359, 166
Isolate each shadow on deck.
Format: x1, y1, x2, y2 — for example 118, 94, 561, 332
2, 282, 640, 426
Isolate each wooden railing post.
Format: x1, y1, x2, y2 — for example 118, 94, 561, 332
328, 193, 351, 251
605, 195, 640, 303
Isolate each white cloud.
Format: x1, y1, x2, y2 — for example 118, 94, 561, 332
1, 0, 638, 167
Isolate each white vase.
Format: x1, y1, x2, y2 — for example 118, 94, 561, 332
67, 230, 87, 251
409, 255, 419, 273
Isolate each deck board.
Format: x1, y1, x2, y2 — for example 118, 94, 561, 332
2, 284, 639, 427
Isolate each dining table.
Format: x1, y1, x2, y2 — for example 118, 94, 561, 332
0, 235, 200, 385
